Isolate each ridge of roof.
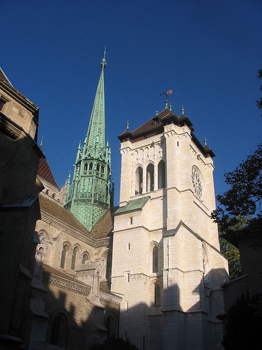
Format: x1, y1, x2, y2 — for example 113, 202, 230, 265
38, 157, 59, 188
0, 67, 13, 86
90, 206, 118, 238
39, 195, 90, 235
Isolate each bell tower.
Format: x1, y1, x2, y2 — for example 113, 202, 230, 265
64, 50, 112, 232
111, 106, 228, 350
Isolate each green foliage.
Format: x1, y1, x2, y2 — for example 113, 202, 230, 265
223, 293, 262, 350
256, 69, 262, 117
89, 337, 139, 350
219, 236, 241, 279
212, 143, 262, 234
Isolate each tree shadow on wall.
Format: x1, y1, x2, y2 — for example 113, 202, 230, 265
39, 263, 227, 350
41, 266, 119, 350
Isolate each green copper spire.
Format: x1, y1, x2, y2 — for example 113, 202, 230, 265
84, 48, 106, 150
64, 50, 113, 232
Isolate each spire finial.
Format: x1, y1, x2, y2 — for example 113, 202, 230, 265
126, 121, 129, 130
160, 89, 173, 110
101, 47, 107, 69
40, 135, 43, 150
204, 137, 207, 146
169, 102, 172, 111
181, 105, 185, 115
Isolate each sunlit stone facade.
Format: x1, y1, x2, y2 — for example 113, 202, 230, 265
111, 109, 228, 350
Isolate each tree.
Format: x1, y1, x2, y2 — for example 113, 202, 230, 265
212, 143, 262, 235
220, 236, 241, 279
256, 69, 262, 117
222, 293, 262, 350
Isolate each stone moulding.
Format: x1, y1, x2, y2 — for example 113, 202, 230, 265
46, 274, 90, 296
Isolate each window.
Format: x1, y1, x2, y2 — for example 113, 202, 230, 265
153, 246, 158, 273
71, 246, 79, 270
158, 160, 166, 189
84, 163, 88, 171
60, 245, 69, 269
105, 312, 118, 339
154, 282, 161, 307
50, 314, 69, 347
82, 252, 90, 264
135, 167, 143, 195
130, 217, 133, 225
146, 164, 154, 192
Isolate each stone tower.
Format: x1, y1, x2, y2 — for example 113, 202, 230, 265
111, 107, 228, 350
64, 51, 112, 232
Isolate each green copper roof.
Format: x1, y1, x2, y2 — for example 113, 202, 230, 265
64, 50, 113, 232
84, 49, 106, 150
115, 196, 150, 215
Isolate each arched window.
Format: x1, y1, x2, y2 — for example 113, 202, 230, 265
82, 252, 90, 264
50, 313, 69, 347
84, 163, 88, 171
158, 160, 166, 189
60, 245, 69, 269
135, 167, 143, 195
152, 246, 158, 273
154, 282, 161, 307
105, 312, 118, 339
89, 162, 93, 171
71, 246, 79, 270
146, 163, 154, 192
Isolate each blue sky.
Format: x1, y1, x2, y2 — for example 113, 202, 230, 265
2, 0, 262, 205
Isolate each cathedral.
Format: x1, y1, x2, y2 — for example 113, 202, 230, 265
0, 52, 228, 350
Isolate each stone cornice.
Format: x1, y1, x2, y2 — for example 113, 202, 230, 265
43, 271, 91, 296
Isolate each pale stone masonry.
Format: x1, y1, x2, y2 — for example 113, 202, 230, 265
111, 109, 228, 350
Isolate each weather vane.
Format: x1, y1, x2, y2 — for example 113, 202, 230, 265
160, 89, 173, 109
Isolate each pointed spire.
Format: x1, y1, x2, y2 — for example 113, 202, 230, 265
40, 135, 43, 150
100, 47, 107, 70
181, 105, 185, 115
84, 49, 106, 150
204, 137, 207, 146
126, 121, 129, 130
64, 51, 112, 232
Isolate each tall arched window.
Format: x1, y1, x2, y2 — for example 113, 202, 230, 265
106, 312, 118, 339
60, 245, 69, 269
146, 164, 154, 192
50, 313, 69, 347
135, 167, 143, 195
71, 246, 79, 270
158, 160, 166, 189
153, 246, 158, 273
154, 282, 161, 307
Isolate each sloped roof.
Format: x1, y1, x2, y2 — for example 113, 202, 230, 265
91, 207, 118, 238
115, 196, 150, 215
118, 109, 215, 158
39, 195, 90, 234
0, 68, 13, 86
38, 157, 59, 188
43, 263, 90, 286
